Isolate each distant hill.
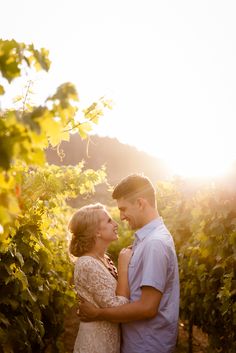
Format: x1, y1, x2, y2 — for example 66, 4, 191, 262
46, 134, 171, 206
46, 134, 236, 206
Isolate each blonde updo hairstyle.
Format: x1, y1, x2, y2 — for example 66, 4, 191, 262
68, 203, 105, 257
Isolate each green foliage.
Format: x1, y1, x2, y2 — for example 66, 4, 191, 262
158, 181, 236, 353
0, 38, 108, 352
0, 164, 106, 352
0, 37, 111, 235
178, 188, 236, 352
1, 37, 235, 353
156, 179, 193, 249
0, 39, 50, 86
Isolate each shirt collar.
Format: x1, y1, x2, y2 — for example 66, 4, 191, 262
134, 217, 163, 243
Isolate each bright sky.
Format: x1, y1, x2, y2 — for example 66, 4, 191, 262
1, 0, 236, 177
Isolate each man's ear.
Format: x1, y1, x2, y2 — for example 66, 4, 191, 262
137, 197, 146, 209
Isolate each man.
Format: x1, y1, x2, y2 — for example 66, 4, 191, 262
79, 174, 179, 353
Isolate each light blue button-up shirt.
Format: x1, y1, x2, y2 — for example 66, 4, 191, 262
121, 218, 179, 353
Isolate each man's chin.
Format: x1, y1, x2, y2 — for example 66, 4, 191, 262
128, 224, 137, 231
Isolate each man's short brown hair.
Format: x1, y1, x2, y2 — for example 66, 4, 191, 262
112, 174, 156, 207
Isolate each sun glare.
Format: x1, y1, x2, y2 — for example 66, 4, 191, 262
169, 157, 230, 178
129, 111, 236, 179
163, 149, 233, 179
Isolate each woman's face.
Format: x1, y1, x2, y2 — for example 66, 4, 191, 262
97, 210, 118, 244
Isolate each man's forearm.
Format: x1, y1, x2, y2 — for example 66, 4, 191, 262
79, 286, 162, 324
97, 300, 156, 323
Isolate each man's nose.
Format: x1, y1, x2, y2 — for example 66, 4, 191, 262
120, 213, 126, 221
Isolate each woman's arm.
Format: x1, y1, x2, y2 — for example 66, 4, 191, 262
115, 248, 132, 298
75, 257, 129, 309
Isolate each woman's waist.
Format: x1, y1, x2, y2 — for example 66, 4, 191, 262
79, 320, 120, 332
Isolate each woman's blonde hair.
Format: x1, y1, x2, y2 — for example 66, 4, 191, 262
68, 203, 105, 257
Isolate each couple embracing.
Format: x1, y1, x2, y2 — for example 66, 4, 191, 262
69, 174, 179, 353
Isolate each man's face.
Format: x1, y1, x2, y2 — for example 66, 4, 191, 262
116, 197, 142, 230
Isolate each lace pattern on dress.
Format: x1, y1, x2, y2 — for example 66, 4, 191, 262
73, 256, 129, 353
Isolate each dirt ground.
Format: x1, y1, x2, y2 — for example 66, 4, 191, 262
176, 323, 208, 353
63, 305, 208, 353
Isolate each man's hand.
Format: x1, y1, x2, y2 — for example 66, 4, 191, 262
77, 300, 100, 322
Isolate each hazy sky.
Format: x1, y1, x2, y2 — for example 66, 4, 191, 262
1, 0, 236, 177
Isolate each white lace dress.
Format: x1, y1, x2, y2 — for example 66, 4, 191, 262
73, 256, 129, 353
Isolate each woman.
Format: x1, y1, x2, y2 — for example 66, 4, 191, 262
69, 203, 132, 353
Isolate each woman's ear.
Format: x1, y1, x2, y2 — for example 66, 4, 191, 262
95, 231, 101, 238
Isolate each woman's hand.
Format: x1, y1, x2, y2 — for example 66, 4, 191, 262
116, 248, 132, 298
118, 247, 133, 272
